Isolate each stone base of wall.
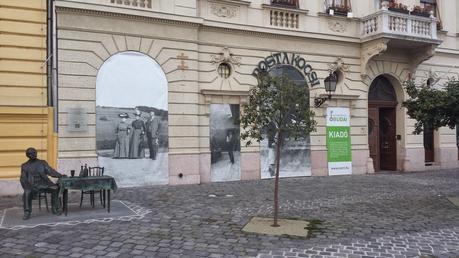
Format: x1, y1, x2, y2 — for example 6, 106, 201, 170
403, 148, 427, 171
0, 180, 22, 196
241, 152, 261, 180
311, 149, 370, 176
57, 158, 99, 176
169, 154, 200, 185
199, 153, 211, 183
436, 147, 459, 169
311, 150, 327, 176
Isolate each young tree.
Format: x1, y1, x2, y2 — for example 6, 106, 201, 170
240, 72, 317, 227
403, 78, 459, 134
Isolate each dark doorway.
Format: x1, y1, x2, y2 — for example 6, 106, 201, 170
424, 124, 435, 164
368, 76, 398, 172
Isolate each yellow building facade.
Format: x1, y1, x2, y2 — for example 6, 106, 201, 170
0, 0, 57, 195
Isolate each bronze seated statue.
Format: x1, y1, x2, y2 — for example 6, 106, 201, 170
20, 147, 66, 220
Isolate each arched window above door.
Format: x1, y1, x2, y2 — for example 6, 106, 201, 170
368, 76, 397, 102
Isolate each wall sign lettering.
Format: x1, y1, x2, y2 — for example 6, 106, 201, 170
326, 107, 352, 176
252, 52, 320, 86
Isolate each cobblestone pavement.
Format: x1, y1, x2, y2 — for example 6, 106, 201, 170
1, 169, 459, 258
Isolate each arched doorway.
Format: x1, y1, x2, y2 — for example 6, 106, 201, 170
368, 75, 397, 172
260, 65, 311, 178
96, 51, 169, 187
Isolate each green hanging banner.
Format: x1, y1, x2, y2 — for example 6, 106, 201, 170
326, 107, 352, 175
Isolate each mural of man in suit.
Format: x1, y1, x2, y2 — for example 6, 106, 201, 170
146, 111, 160, 160
226, 129, 236, 164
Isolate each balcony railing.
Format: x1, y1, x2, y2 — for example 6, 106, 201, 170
110, 0, 152, 9
270, 9, 299, 29
361, 10, 438, 41
271, 0, 299, 8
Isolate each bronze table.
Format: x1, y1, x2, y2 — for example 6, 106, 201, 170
58, 176, 118, 216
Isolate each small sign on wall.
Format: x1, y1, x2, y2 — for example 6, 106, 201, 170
326, 107, 352, 176
67, 107, 87, 132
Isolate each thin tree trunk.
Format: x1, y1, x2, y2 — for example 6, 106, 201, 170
272, 131, 283, 227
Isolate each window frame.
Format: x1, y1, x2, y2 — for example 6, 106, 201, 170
270, 0, 299, 9
326, 0, 352, 16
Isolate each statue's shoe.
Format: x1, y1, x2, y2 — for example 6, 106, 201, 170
22, 213, 31, 220
52, 209, 62, 216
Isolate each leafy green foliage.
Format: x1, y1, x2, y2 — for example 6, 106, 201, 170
240, 73, 317, 146
403, 78, 459, 134
240, 71, 317, 227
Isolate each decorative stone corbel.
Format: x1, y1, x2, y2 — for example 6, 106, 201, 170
409, 45, 436, 74
328, 57, 350, 74
360, 38, 390, 78
210, 46, 241, 67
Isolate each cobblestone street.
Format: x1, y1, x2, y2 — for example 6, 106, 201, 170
1, 170, 459, 258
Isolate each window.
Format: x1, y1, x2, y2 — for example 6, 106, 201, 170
420, 0, 436, 12
271, 0, 299, 8
420, 0, 442, 29
326, 0, 352, 16
217, 63, 231, 79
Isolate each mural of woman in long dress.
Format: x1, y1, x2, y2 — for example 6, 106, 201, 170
113, 113, 130, 158
96, 51, 169, 187
129, 113, 146, 159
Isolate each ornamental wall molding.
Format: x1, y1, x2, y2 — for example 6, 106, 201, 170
209, 2, 240, 18
328, 20, 346, 33
425, 68, 440, 86
55, 6, 201, 28
361, 38, 390, 77
328, 57, 350, 73
210, 47, 241, 66
56, 5, 360, 44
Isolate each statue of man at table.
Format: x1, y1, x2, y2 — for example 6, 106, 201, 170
20, 147, 65, 220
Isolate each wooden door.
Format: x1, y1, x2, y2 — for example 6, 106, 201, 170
368, 107, 380, 171
379, 108, 397, 171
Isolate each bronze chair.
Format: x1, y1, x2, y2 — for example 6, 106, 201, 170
79, 167, 105, 208
31, 174, 49, 212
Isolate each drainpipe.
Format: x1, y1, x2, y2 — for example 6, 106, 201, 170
47, 0, 53, 107
53, 0, 59, 132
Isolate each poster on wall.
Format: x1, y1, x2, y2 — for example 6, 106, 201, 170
210, 104, 241, 182
96, 52, 169, 187
260, 133, 312, 179
326, 107, 352, 176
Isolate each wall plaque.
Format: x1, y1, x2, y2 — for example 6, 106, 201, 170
67, 107, 87, 132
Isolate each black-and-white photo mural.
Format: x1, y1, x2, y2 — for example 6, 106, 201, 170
210, 104, 241, 182
260, 65, 311, 179
96, 51, 168, 187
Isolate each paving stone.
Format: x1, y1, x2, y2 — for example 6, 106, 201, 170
1, 170, 459, 258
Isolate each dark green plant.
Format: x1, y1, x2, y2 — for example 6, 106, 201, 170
403, 78, 459, 134
240, 72, 317, 227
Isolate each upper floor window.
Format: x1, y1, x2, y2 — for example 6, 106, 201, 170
271, 0, 299, 8
326, 0, 352, 16
420, 0, 442, 29
420, 0, 436, 12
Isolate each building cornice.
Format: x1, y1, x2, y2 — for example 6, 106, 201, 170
55, 1, 203, 28
55, 1, 361, 44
